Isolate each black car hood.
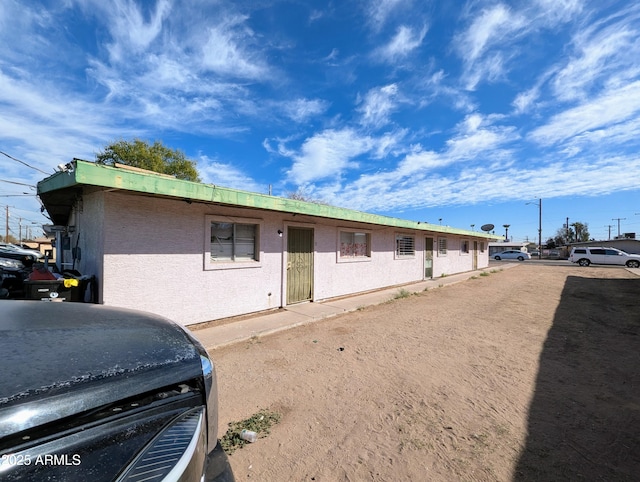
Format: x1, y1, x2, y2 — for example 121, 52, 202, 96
0, 301, 203, 438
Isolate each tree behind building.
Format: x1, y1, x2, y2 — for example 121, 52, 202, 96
96, 139, 200, 182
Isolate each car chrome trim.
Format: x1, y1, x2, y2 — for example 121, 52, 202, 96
117, 406, 206, 481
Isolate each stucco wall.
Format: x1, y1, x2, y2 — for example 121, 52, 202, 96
78, 192, 105, 286
87, 192, 490, 326
313, 228, 428, 300
58, 191, 105, 301
99, 193, 285, 324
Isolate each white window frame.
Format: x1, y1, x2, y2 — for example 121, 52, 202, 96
204, 215, 262, 270
338, 229, 372, 263
395, 234, 415, 259
438, 237, 448, 256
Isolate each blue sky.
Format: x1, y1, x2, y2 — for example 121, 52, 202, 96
1, 0, 639, 244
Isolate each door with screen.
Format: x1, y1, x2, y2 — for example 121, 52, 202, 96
424, 237, 433, 278
287, 227, 314, 304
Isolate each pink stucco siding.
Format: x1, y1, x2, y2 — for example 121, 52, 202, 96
66, 191, 490, 326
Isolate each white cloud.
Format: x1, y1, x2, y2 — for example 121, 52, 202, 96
454, 1, 585, 91
512, 90, 537, 114
552, 11, 640, 102
394, 113, 518, 176
286, 129, 375, 183
282, 98, 329, 123
372, 129, 408, 159
397, 149, 443, 176
357, 84, 399, 128
0, 70, 131, 163
0, 1, 54, 63
375, 25, 427, 63
104, 0, 171, 63
201, 16, 269, 80
198, 157, 265, 193
530, 81, 640, 146
532, 0, 583, 24
445, 114, 518, 161
455, 4, 525, 90
459, 4, 513, 64
326, 151, 640, 213
366, 0, 407, 31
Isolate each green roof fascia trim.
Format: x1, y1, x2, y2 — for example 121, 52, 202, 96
38, 160, 497, 239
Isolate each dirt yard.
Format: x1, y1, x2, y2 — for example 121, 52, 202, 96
212, 264, 640, 481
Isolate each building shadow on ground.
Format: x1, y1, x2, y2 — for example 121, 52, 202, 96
514, 275, 640, 481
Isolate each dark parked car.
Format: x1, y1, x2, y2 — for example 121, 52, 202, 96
0, 257, 27, 298
0, 301, 234, 481
0, 248, 37, 268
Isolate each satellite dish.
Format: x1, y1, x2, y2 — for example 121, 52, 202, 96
480, 224, 495, 232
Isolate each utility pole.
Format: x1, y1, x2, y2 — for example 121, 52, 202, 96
5, 205, 8, 242
612, 218, 626, 238
537, 199, 542, 259
605, 224, 614, 240
526, 198, 542, 259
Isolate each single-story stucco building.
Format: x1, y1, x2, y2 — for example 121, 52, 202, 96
37, 160, 498, 326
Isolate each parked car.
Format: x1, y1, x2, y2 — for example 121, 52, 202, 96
0, 257, 26, 298
569, 247, 640, 268
493, 250, 531, 261
0, 243, 43, 259
0, 257, 23, 271
0, 248, 37, 268
0, 301, 234, 481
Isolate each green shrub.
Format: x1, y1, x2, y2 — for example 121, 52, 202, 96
220, 409, 281, 454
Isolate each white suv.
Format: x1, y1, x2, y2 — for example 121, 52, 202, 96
569, 247, 640, 268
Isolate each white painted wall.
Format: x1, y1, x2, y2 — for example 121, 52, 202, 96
74, 192, 490, 325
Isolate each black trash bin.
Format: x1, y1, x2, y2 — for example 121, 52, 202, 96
23, 280, 72, 301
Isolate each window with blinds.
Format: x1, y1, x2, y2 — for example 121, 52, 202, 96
211, 222, 257, 261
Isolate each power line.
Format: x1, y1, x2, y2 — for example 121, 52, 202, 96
0, 179, 36, 188
612, 217, 626, 237
0, 150, 50, 175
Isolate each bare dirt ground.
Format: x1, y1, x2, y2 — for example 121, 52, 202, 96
212, 264, 640, 481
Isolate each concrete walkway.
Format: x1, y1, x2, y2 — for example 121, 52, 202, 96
191, 263, 521, 351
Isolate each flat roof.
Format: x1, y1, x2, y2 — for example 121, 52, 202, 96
38, 160, 497, 239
